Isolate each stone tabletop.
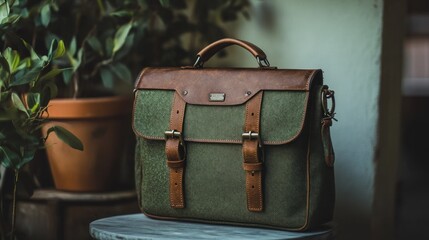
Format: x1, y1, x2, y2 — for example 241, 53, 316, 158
90, 214, 334, 240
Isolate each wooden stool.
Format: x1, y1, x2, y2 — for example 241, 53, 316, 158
15, 189, 139, 240
90, 214, 335, 240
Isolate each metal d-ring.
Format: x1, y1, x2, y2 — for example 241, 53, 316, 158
256, 56, 270, 68
193, 56, 204, 68
322, 87, 336, 119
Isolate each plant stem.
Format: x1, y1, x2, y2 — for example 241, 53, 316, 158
10, 170, 19, 240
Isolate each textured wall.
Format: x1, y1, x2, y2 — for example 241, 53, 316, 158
213, 0, 387, 239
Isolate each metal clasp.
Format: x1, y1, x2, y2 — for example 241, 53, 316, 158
242, 131, 264, 163
242, 131, 263, 148
256, 56, 270, 68
242, 131, 259, 140
165, 130, 184, 143
193, 56, 204, 68
165, 130, 186, 160
321, 87, 337, 121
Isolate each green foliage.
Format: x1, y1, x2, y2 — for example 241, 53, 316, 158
4, 0, 250, 98
46, 126, 84, 151
0, 1, 83, 172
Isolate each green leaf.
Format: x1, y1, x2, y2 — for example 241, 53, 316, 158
100, 66, 114, 88
0, 54, 10, 83
46, 38, 65, 60
47, 39, 58, 61
67, 48, 82, 72
69, 37, 77, 56
15, 57, 30, 71
87, 36, 103, 56
109, 10, 132, 17
40, 4, 51, 27
0, 14, 19, 25
0, 146, 20, 170
46, 126, 83, 151
3, 48, 20, 73
27, 92, 40, 114
11, 92, 28, 116
39, 67, 66, 81
110, 62, 132, 81
21, 39, 40, 61
105, 37, 113, 57
159, 0, 170, 7
0, 1, 10, 21
54, 40, 66, 59
113, 22, 132, 54
18, 146, 37, 169
10, 65, 43, 86
61, 68, 73, 85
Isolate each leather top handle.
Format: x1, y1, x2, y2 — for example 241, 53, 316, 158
193, 38, 270, 68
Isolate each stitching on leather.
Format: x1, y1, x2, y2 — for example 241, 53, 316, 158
178, 168, 184, 207
167, 93, 186, 208
243, 92, 263, 211
246, 172, 250, 210
169, 169, 174, 206
256, 92, 262, 133
245, 97, 250, 131
169, 93, 176, 129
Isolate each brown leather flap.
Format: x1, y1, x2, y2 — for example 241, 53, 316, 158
135, 67, 319, 106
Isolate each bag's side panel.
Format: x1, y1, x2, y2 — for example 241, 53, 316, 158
307, 84, 336, 227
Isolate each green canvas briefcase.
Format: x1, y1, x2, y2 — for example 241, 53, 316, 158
133, 38, 336, 230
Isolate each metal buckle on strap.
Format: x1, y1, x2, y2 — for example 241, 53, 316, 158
242, 131, 259, 140
165, 130, 186, 160
165, 130, 184, 143
242, 131, 264, 163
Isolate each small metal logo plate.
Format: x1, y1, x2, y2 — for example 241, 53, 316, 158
209, 93, 225, 102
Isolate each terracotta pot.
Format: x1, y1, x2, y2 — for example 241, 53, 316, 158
42, 96, 132, 192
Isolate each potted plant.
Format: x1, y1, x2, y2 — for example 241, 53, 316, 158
14, 0, 250, 192
0, 1, 82, 237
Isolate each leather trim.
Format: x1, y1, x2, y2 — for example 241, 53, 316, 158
165, 92, 187, 208
135, 67, 318, 106
242, 92, 264, 212
321, 118, 335, 167
197, 38, 267, 62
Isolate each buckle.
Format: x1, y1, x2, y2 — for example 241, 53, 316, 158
242, 131, 264, 163
242, 131, 259, 140
165, 130, 186, 160
165, 130, 184, 143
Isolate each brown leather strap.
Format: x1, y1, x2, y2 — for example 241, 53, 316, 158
321, 118, 335, 167
197, 38, 267, 62
165, 92, 187, 208
242, 91, 264, 212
